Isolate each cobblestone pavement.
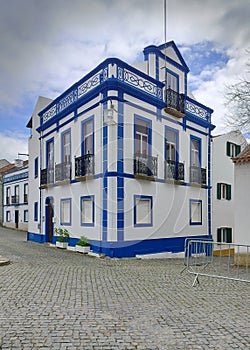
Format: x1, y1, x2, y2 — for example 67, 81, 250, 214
0, 227, 249, 350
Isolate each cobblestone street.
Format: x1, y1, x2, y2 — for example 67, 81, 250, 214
0, 227, 249, 349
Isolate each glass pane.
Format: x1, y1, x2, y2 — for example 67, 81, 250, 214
136, 199, 151, 224
82, 199, 93, 224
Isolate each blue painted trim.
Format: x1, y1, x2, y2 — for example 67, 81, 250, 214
189, 199, 202, 226
61, 128, 71, 163
81, 115, 94, 156
46, 137, 54, 168
208, 132, 212, 236
117, 91, 124, 241
134, 195, 153, 227
134, 115, 152, 156
60, 198, 72, 226
34, 157, 38, 178
3, 170, 29, 183
80, 195, 95, 227
34, 202, 38, 221
102, 94, 108, 244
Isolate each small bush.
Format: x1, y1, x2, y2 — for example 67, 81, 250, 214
76, 236, 90, 247
55, 228, 70, 242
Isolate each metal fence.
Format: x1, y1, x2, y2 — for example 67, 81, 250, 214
184, 239, 250, 286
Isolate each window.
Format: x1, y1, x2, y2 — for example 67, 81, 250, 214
14, 185, 19, 204
217, 227, 232, 243
166, 128, 178, 161
81, 196, 94, 226
135, 120, 149, 156
191, 137, 201, 167
6, 187, 10, 205
34, 202, 38, 222
34, 157, 38, 178
62, 131, 71, 163
82, 118, 94, 155
6, 211, 10, 222
190, 200, 202, 225
24, 183, 28, 203
47, 139, 54, 168
24, 210, 28, 222
60, 198, 71, 225
217, 183, 231, 200
166, 71, 178, 92
226, 142, 241, 157
134, 195, 153, 227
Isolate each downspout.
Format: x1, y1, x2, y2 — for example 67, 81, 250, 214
39, 133, 42, 242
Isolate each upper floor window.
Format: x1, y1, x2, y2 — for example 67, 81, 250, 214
135, 118, 150, 156
6, 187, 10, 205
217, 183, 231, 200
47, 139, 54, 168
24, 183, 28, 203
167, 71, 178, 92
226, 142, 241, 157
62, 130, 71, 163
34, 157, 38, 178
82, 118, 94, 155
191, 138, 201, 167
166, 128, 178, 161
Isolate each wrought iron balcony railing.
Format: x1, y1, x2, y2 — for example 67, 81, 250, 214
6, 197, 10, 205
190, 166, 206, 185
165, 88, 185, 117
11, 195, 19, 204
41, 168, 54, 186
75, 154, 94, 178
165, 160, 184, 181
23, 194, 28, 204
134, 154, 158, 178
55, 162, 71, 182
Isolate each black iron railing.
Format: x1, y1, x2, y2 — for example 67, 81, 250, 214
134, 154, 158, 177
190, 166, 206, 185
165, 160, 184, 181
23, 194, 28, 204
55, 162, 71, 182
165, 88, 185, 113
11, 195, 19, 204
41, 168, 54, 186
6, 197, 10, 205
75, 154, 94, 177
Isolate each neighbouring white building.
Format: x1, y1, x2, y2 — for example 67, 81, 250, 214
233, 144, 250, 246
2, 161, 29, 231
26, 41, 215, 257
212, 131, 247, 245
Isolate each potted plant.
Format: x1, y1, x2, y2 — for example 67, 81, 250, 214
55, 227, 70, 249
75, 236, 90, 254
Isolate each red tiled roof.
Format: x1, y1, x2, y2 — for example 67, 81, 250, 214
232, 145, 250, 164
0, 164, 16, 174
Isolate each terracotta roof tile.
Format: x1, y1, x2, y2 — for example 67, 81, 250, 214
233, 144, 250, 164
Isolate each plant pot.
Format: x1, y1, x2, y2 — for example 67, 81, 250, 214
75, 245, 90, 254
56, 241, 68, 249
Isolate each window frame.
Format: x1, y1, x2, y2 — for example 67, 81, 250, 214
34, 157, 39, 178
134, 115, 152, 157
166, 69, 179, 93
217, 183, 231, 200
217, 227, 232, 243
226, 142, 241, 157
81, 116, 94, 156
165, 126, 179, 162
190, 199, 202, 226
134, 195, 153, 227
60, 198, 72, 226
80, 195, 95, 227
61, 129, 71, 164
34, 202, 38, 222
24, 210, 28, 222
6, 211, 11, 222
46, 137, 54, 168
190, 135, 201, 167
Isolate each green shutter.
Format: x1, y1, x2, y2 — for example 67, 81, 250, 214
217, 228, 222, 242
226, 184, 231, 200
217, 183, 221, 199
226, 142, 231, 156
227, 228, 232, 243
235, 145, 241, 156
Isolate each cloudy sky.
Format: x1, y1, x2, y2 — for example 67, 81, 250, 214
0, 0, 249, 162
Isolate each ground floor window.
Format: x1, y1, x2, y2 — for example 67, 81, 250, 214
190, 199, 202, 225
134, 195, 153, 227
6, 211, 10, 222
217, 227, 232, 243
24, 210, 28, 222
81, 195, 94, 226
34, 202, 38, 222
60, 198, 71, 225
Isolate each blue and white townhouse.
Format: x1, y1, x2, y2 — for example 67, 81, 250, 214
27, 41, 215, 257
2, 161, 29, 231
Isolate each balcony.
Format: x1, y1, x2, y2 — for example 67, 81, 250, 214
41, 168, 54, 188
55, 162, 71, 183
165, 160, 184, 182
164, 88, 185, 118
134, 154, 158, 179
11, 195, 19, 204
23, 194, 28, 204
190, 166, 207, 186
75, 154, 94, 180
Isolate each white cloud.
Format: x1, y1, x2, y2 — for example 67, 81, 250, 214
0, 131, 28, 163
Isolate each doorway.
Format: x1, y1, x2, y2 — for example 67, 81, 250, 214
45, 197, 54, 243
15, 210, 19, 229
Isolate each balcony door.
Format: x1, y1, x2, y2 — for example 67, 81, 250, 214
135, 119, 149, 156
62, 131, 71, 163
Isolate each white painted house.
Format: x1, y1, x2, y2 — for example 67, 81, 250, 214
2, 162, 29, 230
212, 131, 247, 245
26, 41, 215, 257
233, 144, 250, 246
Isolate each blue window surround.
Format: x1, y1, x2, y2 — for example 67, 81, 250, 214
189, 199, 202, 226
60, 198, 72, 226
46, 137, 54, 168
34, 202, 38, 222
34, 157, 38, 178
190, 135, 202, 166
166, 68, 179, 93
24, 210, 28, 222
81, 116, 94, 156
14, 185, 19, 196
134, 195, 153, 227
80, 195, 95, 227
61, 129, 71, 163
6, 211, 10, 222
165, 126, 179, 162
134, 115, 152, 156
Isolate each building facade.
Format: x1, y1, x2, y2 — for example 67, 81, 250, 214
212, 131, 247, 246
2, 163, 29, 230
27, 41, 215, 257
